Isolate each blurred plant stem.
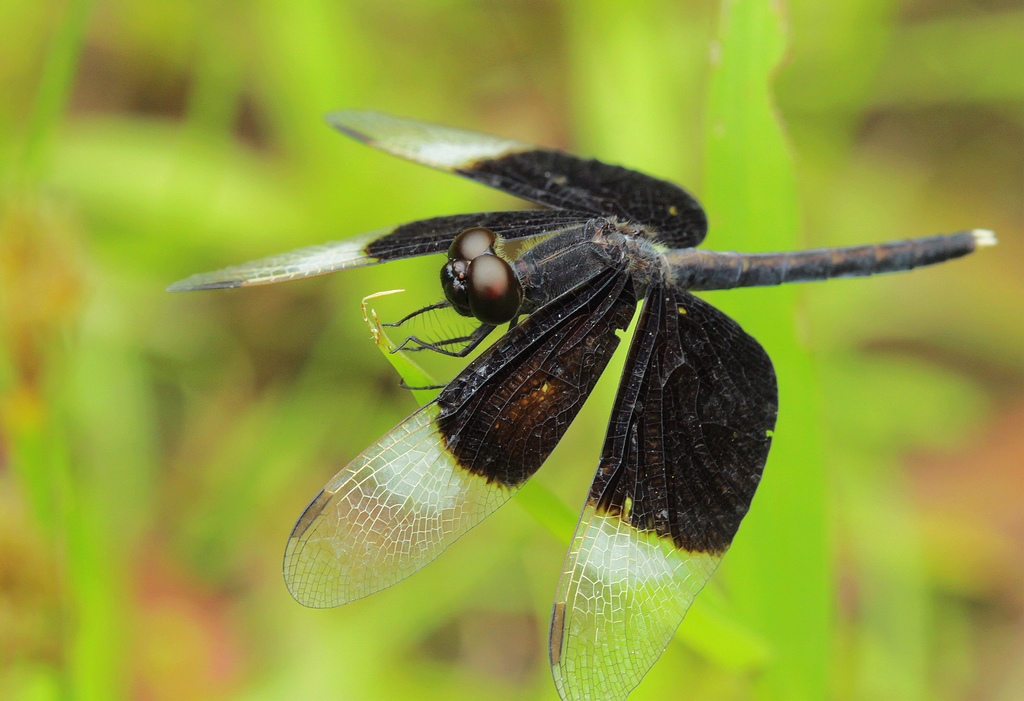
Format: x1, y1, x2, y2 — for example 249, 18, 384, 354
2, 0, 127, 699
18, 0, 94, 185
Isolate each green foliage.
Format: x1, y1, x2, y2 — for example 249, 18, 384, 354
1, 1, 1020, 700
702, 4, 830, 699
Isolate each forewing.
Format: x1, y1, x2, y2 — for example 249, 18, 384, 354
329, 111, 709, 248
167, 210, 590, 291
284, 266, 638, 608
550, 286, 777, 701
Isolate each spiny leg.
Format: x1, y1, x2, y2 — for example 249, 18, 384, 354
392, 323, 496, 358
381, 299, 453, 328
398, 380, 448, 392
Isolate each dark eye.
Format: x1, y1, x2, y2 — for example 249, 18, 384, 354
441, 228, 522, 324
448, 227, 496, 261
465, 254, 522, 325
440, 259, 472, 317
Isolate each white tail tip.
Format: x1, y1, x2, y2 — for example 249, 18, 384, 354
971, 229, 997, 247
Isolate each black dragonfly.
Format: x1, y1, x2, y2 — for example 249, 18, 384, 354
169, 111, 995, 701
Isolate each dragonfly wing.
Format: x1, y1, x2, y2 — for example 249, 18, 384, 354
168, 210, 592, 291
284, 265, 638, 607
550, 286, 777, 701
329, 110, 708, 248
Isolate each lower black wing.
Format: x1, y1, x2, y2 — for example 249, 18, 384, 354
329, 111, 709, 249
284, 265, 637, 608
167, 210, 591, 291
550, 285, 777, 701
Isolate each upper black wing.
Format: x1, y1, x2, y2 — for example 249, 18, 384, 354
329, 111, 708, 249
549, 285, 777, 701
284, 265, 638, 608
167, 210, 592, 291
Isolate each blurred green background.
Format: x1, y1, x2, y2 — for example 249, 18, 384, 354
1, 1, 1021, 700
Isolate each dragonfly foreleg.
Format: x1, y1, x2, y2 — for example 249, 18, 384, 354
392, 323, 496, 358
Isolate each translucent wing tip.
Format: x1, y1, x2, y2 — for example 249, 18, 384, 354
325, 109, 380, 144
972, 229, 997, 247
323, 109, 533, 171
165, 234, 382, 294
167, 276, 242, 292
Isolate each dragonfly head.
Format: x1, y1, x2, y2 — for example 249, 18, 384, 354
441, 227, 523, 325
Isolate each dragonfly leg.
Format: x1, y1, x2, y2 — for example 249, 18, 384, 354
381, 300, 453, 327
398, 380, 447, 392
392, 324, 495, 358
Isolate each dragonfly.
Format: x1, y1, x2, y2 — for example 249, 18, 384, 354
169, 111, 995, 701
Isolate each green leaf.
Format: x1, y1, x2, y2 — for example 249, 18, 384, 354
702, 1, 832, 698
361, 289, 440, 407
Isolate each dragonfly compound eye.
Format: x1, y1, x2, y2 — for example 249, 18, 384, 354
443, 227, 514, 322
441, 258, 473, 316
466, 253, 523, 325
448, 227, 497, 261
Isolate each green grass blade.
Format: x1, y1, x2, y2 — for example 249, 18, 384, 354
702, 1, 832, 698
361, 290, 439, 406
18, 0, 94, 183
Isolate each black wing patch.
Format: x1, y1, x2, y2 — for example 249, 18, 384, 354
365, 210, 594, 260
591, 285, 777, 552
550, 285, 777, 701
459, 150, 708, 249
437, 265, 638, 488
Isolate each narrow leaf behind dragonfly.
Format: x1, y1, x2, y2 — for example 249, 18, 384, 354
703, 1, 831, 699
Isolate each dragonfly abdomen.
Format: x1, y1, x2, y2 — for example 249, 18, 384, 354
667, 229, 994, 291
